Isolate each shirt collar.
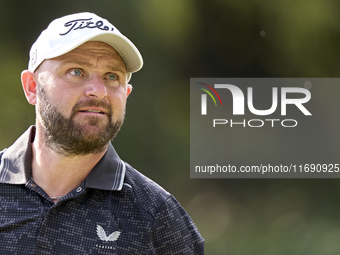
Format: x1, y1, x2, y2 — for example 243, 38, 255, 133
0, 126, 125, 191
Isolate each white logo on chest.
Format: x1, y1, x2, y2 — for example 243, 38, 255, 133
96, 225, 121, 242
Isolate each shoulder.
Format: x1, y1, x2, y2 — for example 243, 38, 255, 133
123, 162, 171, 217
117, 162, 205, 253
122, 164, 205, 253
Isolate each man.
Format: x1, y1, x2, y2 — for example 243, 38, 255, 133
0, 12, 204, 254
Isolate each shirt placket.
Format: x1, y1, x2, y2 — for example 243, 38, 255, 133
25, 179, 86, 254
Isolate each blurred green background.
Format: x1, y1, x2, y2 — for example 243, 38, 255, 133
1, 0, 340, 254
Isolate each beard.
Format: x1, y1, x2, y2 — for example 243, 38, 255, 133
37, 84, 124, 156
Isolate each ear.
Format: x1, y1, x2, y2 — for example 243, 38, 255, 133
126, 84, 132, 97
21, 70, 38, 105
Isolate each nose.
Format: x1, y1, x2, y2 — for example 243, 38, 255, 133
84, 74, 107, 100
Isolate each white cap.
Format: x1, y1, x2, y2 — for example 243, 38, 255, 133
28, 12, 143, 82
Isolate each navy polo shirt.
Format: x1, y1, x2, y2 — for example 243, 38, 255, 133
0, 127, 204, 254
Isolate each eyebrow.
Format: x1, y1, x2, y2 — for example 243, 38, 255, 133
60, 59, 127, 74
62, 59, 93, 68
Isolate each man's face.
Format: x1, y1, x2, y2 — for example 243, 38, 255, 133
35, 41, 131, 156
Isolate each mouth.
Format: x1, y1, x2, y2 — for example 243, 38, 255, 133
77, 106, 109, 116
72, 100, 111, 118
79, 109, 105, 114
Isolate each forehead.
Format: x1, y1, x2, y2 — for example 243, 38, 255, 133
53, 41, 127, 71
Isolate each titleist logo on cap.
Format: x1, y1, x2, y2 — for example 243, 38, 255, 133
60, 18, 115, 36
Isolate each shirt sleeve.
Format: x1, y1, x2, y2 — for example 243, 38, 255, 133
149, 195, 205, 255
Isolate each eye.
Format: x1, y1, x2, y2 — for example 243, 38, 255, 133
69, 69, 83, 77
106, 73, 117, 81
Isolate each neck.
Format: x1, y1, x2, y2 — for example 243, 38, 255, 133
31, 124, 108, 200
